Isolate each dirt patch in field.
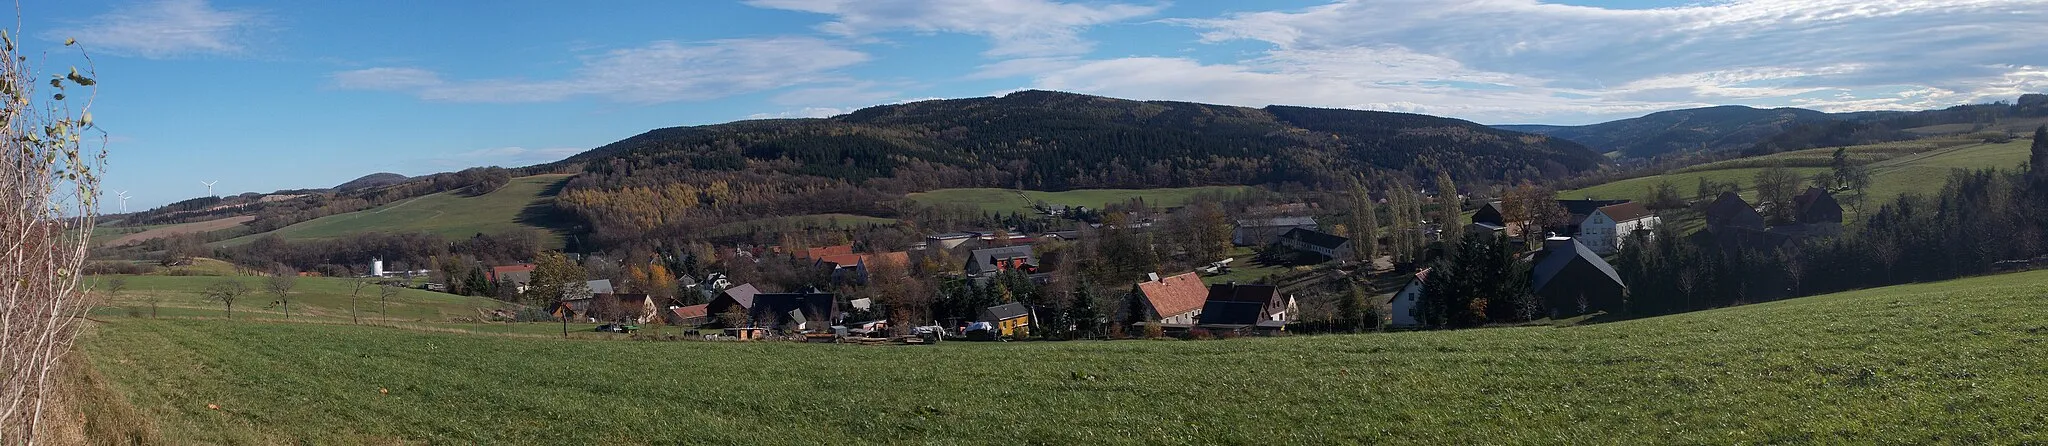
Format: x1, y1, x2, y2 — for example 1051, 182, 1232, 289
105, 216, 255, 247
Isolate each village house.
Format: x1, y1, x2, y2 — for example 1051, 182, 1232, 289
816, 251, 910, 283
551, 293, 659, 324
704, 283, 764, 325
1577, 201, 1660, 254
486, 264, 536, 292
1703, 192, 1766, 234
747, 291, 840, 332
561, 279, 614, 301
965, 245, 1036, 276
1232, 216, 1319, 246
1556, 199, 1633, 236
1195, 282, 1295, 333
1387, 268, 1430, 328
796, 244, 854, 260
1273, 227, 1350, 260
978, 302, 1032, 337
1532, 238, 1628, 318
1123, 272, 1209, 326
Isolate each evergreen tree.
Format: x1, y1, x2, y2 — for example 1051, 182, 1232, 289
1337, 282, 1373, 332
2031, 126, 2048, 185
1068, 280, 1101, 339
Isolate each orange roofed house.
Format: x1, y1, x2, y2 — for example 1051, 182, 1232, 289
1122, 272, 1209, 326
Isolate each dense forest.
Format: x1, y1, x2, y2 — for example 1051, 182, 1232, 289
544, 90, 1609, 250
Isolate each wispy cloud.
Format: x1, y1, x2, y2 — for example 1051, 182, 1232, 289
332, 37, 871, 104
985, 0, 2048, 123
52, 0, 265, 59
745, 0, 1162, 57
431, 147, 585, 168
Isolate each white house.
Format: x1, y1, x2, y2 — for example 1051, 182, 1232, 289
1388, 268, 1429, 328
1577, 202, 1659, 254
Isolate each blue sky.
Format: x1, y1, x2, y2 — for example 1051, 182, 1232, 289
27, 0, 2047, 210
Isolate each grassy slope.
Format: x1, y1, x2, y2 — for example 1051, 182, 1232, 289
94, 275, 513, 323
216, 174, 574, 247
1563, 137, 2033, 204
82, 270, 2048, 444
909, 186, 1254, 214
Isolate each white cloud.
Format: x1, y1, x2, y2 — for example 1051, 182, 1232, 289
434, 147, 585, 167
997, 0, 2048, 123
745, 0, 1162, 57
332, 37, 871, 104
53, 0, 264, 59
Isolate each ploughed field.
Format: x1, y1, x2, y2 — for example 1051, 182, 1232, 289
79, 270, 2048, 444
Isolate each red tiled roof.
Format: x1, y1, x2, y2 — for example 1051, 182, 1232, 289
816, 253, 866, 267
672, 304, 709, 320
1136, 272, 1208, 319
1596, 202, 1654, 223
799, 245, 854, 260
491, 264, 536, 274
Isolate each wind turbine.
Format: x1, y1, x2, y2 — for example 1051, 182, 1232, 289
114, 190, 130, 213
201, 180, 218, 197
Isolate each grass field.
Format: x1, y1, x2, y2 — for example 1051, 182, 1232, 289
1563, 137, 2034, 206
909, 186, 1255, 214
215, 174, 575, 248
76, 269, 2048, 443
102, 215, 254, 247
92, 274, 514, 323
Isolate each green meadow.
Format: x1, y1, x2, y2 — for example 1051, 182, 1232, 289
75, 269, 2048, 444
216, 174, 575, 247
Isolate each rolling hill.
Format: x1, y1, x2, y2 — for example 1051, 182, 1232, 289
1560, 136, 2035, 211
1499, 105, 1838, 159
73, 269, 2048, 443
215, 174, 575, 247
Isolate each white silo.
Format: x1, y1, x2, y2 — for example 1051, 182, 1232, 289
371, 258, 385, 277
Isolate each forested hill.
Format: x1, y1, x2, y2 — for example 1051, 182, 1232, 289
1501, 95, 2048, 159
1498, 105, 1838, 159
552, 90, 1609, 191
539, 90, 1610, 247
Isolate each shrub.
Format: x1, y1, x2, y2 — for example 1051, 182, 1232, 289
1187, 328, 1214, 341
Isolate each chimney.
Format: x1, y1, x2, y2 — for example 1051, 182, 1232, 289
1146, 272, 1160, 282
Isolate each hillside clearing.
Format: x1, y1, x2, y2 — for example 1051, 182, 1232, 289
909, 186, 1255, 215
215, 175, 575, 248
102, 216, 254, 247
77, 270, 2048, 443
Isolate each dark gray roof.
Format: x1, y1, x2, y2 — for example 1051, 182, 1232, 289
966, 245, 1035, 274
586, 279, 615, 295
722, 283, 762, 308
1531, 239, 1623, 293
747, 292, 838, 327
1197, 300, 1266, 325
1277, 227, 1349, 250
979, 302, 1031, 322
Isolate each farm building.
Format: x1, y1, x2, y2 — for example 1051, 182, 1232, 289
1704, 192, 1765, 234
747, 291, 840, 332
1532, 238, 1627, 318
978, 302, 1032, 337
704, 283, 764, 325
1556, 199, 1633, 236
1273, 228, 1350, 260
485, 264, 536, 287
1123, 272, 1208, 326
1232, 216, 1319, 246
668, 304, 710, 326
551, 293, 659, 323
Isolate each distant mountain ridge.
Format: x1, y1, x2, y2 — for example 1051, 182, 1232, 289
1497, 105, 1845, 159
553, 90, 1611, 191
335, 173, 409, 191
